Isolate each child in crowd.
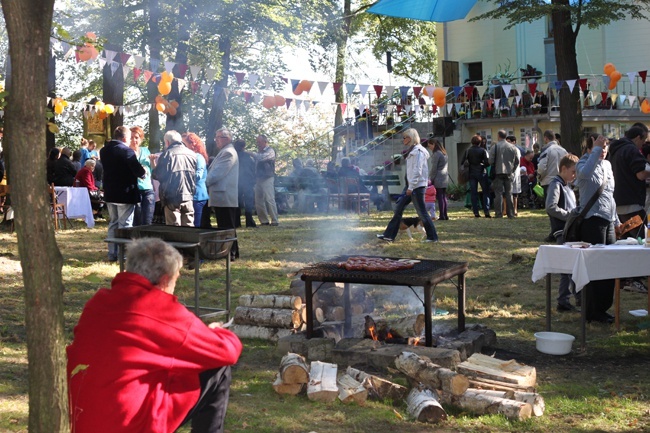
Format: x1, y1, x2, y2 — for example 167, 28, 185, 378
546, 154, 580, 312
425, 180, 437, 220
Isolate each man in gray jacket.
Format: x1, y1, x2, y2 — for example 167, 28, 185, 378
206, 128, 239, 259
151, 130, 197, 226
537, 129, 567, 239
489, 130, 519, 218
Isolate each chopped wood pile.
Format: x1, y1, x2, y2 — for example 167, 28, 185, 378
230, 295, 306, 342
272, 351, 544, 423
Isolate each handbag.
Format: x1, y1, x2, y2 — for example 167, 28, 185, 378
615, 214, 644, 239
562, 182, 605, 243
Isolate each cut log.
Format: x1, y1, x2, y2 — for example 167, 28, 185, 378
458, 353, 536, 388
299, 304, 307, 324
346, 366, 408, 401
229, 325, 293, 342
324, 306, 345, 322
395, 351, 469, 396
307, 361, 338, 402
438, 389, 532, 421
233, 306, 302, 329
463, 389, 545, 416
406, 387, 447, 423
272, 373, 303, 395
370, 314, 425, 339
314, 307, 325, 324
279, 353, 309, 385
467, 377, 535, 393
337, 374, 368, 404
317, 285, 346, 306
238, 294, 302, 310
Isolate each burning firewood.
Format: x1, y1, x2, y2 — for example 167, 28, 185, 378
307, 361, 339, 402
233, 306, 302, 329
279, 353, 310, 385
337, 374, 368, 404
406, 387, 448, 423
395, 352, 469, 396
364, 315, 425, 341
456, 353, 536, 391
438, 389, 533, 421
346, 366, 408, 401
238, 294, 302, 310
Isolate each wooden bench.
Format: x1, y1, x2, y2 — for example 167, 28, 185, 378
275, 176, 329, 213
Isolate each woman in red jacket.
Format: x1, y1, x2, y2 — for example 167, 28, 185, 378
74, 159, 98, 190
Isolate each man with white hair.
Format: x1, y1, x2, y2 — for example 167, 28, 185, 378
151, 130, 197, 226
67, 238, 243, 433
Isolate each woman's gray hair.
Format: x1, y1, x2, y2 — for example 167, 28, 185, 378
84, 159, 96, 168
125, 238, 183, 286
402, 128, 421, 144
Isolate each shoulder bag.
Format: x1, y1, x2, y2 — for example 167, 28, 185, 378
562, 181, 605, 243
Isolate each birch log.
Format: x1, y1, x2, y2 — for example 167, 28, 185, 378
238, 294, 302, 310
233, 306, 302, 329
406, 387, 447, 423
307, 361, 338, 402
346, 366, 408, 401
463, 389, 545, 416
337, 374, 368, 404
279, 353, 309, 384
395, 351, 469, 396
229, 325, 293, 342
457, 353, 536, 388
272, 373, 303, 395
438, 389, 533, 421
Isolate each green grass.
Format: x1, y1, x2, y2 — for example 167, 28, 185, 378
1, 203, 649, 432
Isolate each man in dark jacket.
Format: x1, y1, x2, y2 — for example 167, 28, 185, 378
101, 126, 146, 262
52, 147, 77, 186
151, 130, 197, 227
608, 125, 650, 238
462, 135, 491, 218
233, 138, 256, 228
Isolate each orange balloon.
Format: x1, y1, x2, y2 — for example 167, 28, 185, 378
156, 102, 166, 112
98, 111, 107, 120
434, 96, 446, 107
293, 82, 304, 95
299, 80, 313, 93
641, 99, 650, 114
422, 85, 435, 97
167, 106, 177, 116
54, 103, 64, 114
262, 96, 276, 109
274, 95, 286, 107
158, 81, 172, 95
433, 87, 447, 101
155, 95, 165, 104
161, 71, 174, 83
603, 63, 616, 76
610, 70, 622, 82
77, 46, 92, 61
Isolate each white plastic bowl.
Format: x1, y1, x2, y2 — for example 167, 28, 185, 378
534, 332, 575, 355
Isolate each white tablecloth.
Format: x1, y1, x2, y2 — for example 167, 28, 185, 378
54, 186, 95, 228
532, 244, 650, 292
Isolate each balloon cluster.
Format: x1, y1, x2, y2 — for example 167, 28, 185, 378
262, 95, 286, 109
155, 95, 179, 116
603, 63, 622, 90
52, 98, 68, 115
157, 71, 174, 96
292, 80, 313, 95
94, 101, 115, 119
421, 86, 448, 106
77, 32, 99, 62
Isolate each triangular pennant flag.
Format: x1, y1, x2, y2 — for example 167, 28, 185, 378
454, 103, 461, 112
290, 79, 300, 92
424, 85, 434, 99
463, 85, 475, 99
74, 50, 81, 63
602, 75, 611, 89
280, 76, 288, 84
588, 78, 600, 90
399, 86, 410, 102
110, 61, 119, 76
143, 70, 154, 83
133, 55, 145, 68
515, 95, 521, 105
177, 78, 186, 92
285, 98, 292, 109
359, 84, 369, 99
494, 99, 501, 110
627, 71, 637, 85
64, 46, 75, 60
164, 62, 175, 73
263, 75, 273, 89
359, 103, 366, 114
508, 96, 514, 106
234, 72, 245, 85
98, 58, 106, 69
578, 78, 588, 92
601, 92, 609, 103
611, 93, 618, 104
304, 100, 311, 112
295, 100, 303, 111
431, 104, 437, 115
189, 65, 201, 80
453, 86, 463, 98
178, 64, 188, 79
248, 73, 259, 87
122, 65, 129, 78
639, 71, 647, 84
476, 85, 487, 98
501, 84, 512, 97
205, 68, 216, 81
414, 104, 421, 113
404, 104, 411, 114
339, 103, 347, 115
554, 80, 564, 92
628, 95, 637, 107
118, 106, 124, 115
104, 50, 116, 62
374, 84, 383, 98
566, 79, 577, 94
538, 82, 549, 93
333, 83, 342, 95
253, 93, 261, 104
619, 94, 627, 105
446, 103, 453, 114
150, 58, 160, 72
190, 81, 199, 94
514, 83, 526, 96
119, 53, 131, 65
385, 85, 396, 98
201, 83, 211, 97
345, 83, 356, 96
442, 87, 450, 97
243, 92, 252, 103
413, 86, 422, 99
528, 82, 538, 94
318, 81, 329, 95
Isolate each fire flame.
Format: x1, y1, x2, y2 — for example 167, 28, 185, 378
410, 337, 421, 346
369, 326, 377, 341
387, 332, 393, 339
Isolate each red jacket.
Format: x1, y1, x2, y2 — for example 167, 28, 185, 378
74, 166, 97, 191
67, 272, 242, 433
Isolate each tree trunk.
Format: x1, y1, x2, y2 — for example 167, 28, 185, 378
147, 0, 162, 151
331, 0, 351, 160
233, 306, 302, 329
165, 2, 194, 132
279, 353, 310, 385
205, 36, 230, 158
238, 294, 302, 310
552, 0, 582, 156
406, 387, 447, 423
395, 351, 469, 396
229, 324, 293, 341
103, 43, 124, 132
1, 0, 69, 430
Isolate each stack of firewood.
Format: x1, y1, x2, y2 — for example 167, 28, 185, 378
230, 295, 307, 341
272, 351, 544, 423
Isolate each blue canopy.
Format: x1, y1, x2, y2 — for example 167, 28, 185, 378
367, 0, 478, 23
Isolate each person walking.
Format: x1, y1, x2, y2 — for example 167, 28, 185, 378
429, 138, 449, 220
254, 134, 279, 226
